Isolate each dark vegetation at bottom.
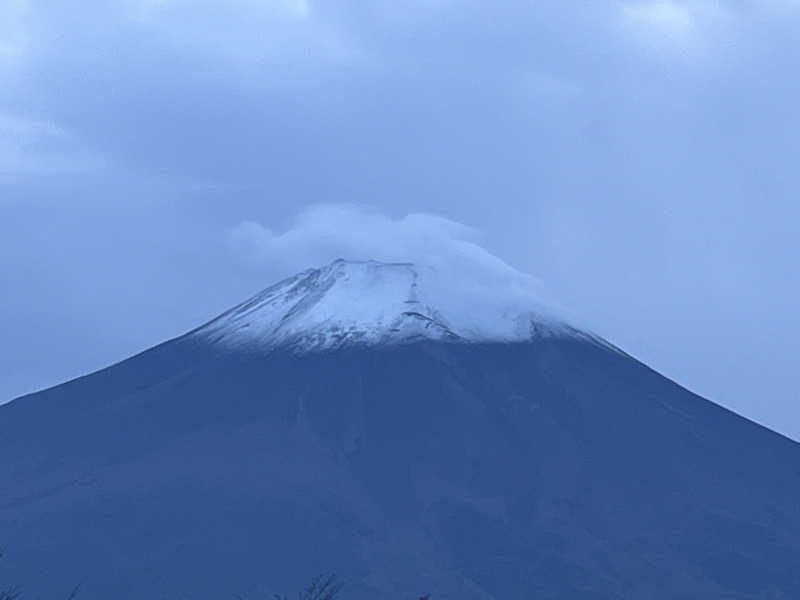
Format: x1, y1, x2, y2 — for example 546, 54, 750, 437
2, 554, 430, 600
1, 550, 18, 600
1, 550, 79, 600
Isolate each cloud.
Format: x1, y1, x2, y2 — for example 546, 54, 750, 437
0, 0, 29, 70
623, 1, 696, 36
127, 0, 311, 22
230, 204, 514, 276
0, 112, 63, 138
516, 71, 584, 104
619, 0, 732, 57
758, 0, 800, 13
120, 0, 355, 73
228, 204, 564, 320
0, 112, 104, 175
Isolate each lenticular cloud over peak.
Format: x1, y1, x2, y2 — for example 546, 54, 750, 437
222, 205, 572, 347
228, 204, 564, 325
228, 204, 519, 278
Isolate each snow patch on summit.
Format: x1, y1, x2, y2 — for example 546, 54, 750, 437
194, 259, 575, 352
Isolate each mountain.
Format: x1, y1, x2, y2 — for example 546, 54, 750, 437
193, 258, 572, 351
1, 260, 799, 599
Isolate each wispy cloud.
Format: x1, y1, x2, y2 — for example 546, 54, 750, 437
0, 0, 29, 69
120, 0, 356, 72
0, 112, 104, 175
127, 0, 311, 23
229, 204, 517, 278
624, 1, 696, 37
619, 0, 732, 58
228, 204, 562, 317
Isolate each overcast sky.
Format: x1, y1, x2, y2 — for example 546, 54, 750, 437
1, 0, 799, 440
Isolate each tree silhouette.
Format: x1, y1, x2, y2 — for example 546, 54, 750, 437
274, 573, 343, 600
0, 549, 20, 600
1, 549, 79, 600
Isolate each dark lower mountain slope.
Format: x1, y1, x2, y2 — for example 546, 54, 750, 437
1, 336, 799, 599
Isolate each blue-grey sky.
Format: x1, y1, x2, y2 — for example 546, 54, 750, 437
1, 1, 799, 439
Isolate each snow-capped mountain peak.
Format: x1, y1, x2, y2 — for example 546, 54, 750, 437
194, 259, 572, 352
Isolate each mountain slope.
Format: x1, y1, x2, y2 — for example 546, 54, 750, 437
1, 261, 799, 599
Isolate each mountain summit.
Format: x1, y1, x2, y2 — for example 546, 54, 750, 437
194, 259, 571, 352
2, 260, 799, 599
